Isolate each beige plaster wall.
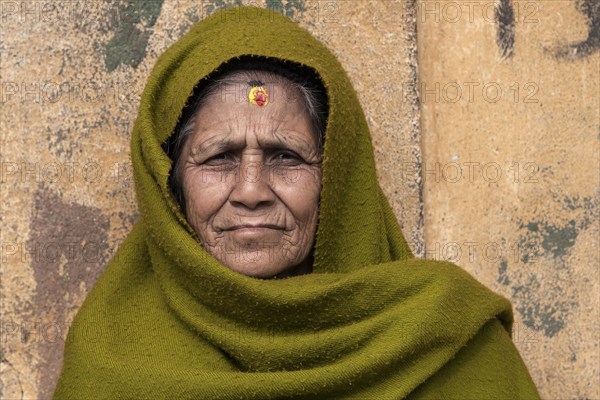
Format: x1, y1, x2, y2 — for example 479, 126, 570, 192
0, 0, 597, 399
418, 0, 599, 399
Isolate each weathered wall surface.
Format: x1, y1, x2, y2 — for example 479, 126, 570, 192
418, 0, 599, 399
0, 0, 597, 399
0, 1, 421, 398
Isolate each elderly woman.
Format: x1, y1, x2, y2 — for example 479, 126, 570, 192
54, 7, 539, 399
165, 57, 327, 280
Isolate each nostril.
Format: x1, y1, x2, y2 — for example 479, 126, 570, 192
229, 195, 275, 210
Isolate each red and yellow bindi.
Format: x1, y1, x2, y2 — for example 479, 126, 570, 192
248, 81, 269, 107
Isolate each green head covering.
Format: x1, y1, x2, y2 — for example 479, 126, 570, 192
54, 7, 539, 399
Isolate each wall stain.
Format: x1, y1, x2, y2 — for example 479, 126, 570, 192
266, 0, 307, 19
45, 128, 73, 159
554, 0, 599, 59
494, 0, 599, 59
497, 258, 510, 285
200, 0, 244, 18
517, 194, 595, 264
28, 185, 110, 399
512, 274, 577, 338
496, 0, 515, 58
178, 0, 244, 37
503, 194, 597, 337
105, 0, 164, 72
181, 0, 306, 35
519, 219, 579, 262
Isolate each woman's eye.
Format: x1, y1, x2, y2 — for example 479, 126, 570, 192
201, 153, 238, 170
272, 151, 303, 165
204, 152, 232, 164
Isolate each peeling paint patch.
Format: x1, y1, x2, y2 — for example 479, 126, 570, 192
510, 193, 596, 337
104, 0, 164, 71
520, 219, 578, 261
200, 0, 244, 18
497, 258, 510, 285
187, 0, 306, 22
517, 194, 597, 263
28, 185, 110, 399
266, 0, 306, 19
176, 0, 244, 38
559, 194, 597, 227
45, 128, 73, 159
176, 1, 306, 47
512, 275, 576, 338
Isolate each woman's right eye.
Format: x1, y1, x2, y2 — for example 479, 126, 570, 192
204, 152, 231, 164
201, 152, 238, 171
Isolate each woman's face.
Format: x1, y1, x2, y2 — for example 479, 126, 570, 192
179, 80, 322, 278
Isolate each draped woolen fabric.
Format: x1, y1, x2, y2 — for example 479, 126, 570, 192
54, 7, 540, 399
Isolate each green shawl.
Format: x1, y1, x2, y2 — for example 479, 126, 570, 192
54, 7, 539, 399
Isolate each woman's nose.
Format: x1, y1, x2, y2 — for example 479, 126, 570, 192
228, 160, 276, 209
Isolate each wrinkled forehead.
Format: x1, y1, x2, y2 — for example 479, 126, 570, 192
192, 84, 318, 149
199, 70, 307, 113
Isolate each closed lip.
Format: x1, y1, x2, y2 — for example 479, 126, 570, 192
225, 224, 283, 231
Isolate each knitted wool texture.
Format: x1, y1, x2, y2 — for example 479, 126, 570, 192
54, 7, 540, 399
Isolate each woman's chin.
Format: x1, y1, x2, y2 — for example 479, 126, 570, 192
215, 253, 311, 279
205, 235, 309, 279
224, 260, 289, 279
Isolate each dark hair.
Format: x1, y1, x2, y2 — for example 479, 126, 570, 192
163, 56, 329, 214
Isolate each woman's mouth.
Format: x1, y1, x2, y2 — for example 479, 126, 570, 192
226, 224, 283, 231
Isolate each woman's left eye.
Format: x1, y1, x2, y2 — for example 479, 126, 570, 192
271, 151, 304, 165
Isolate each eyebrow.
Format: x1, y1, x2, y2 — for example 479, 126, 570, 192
192, 138, 240, 156
191, 131, 316, 157
258, 134, 314, 154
